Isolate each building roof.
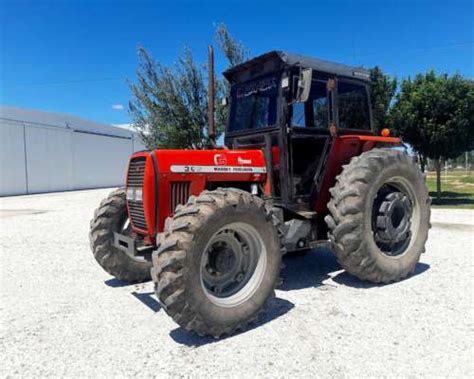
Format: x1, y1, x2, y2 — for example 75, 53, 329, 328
223, 50, 370, 81
0, 105, 135, 139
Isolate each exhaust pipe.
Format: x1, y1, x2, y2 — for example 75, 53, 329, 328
208, 45, 216, 147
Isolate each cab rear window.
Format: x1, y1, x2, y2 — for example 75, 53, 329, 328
338, 82, 371, 130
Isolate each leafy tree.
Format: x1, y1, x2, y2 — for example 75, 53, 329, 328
129, 47, 208, 149
369, 66, 397, 133
390, 71, 474, 200
129, 24, 248, 149
214, 23, 249, 133
215, 23, 249, 67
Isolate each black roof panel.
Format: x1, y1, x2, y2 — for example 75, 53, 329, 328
223, 50, 370, 82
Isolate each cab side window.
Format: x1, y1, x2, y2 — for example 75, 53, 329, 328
337, 81, 371, 130
291, 80, 328, 128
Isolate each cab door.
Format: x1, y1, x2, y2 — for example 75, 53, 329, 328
288, 77, 335, 206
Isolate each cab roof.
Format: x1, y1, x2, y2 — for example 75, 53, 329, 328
223, 50, 370, 82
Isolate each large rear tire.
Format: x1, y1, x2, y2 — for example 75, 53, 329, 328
325, 149, 430, 283
151, 188, 285, 337
89, 189, 152, 283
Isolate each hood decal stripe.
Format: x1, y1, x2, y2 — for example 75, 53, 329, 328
170, 165, 267, 174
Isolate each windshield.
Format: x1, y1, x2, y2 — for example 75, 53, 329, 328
228, 76, 279, 133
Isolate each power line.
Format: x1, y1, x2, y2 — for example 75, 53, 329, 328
350, 41, 474, 60
9, 41, 474, 87
12, 76, 127, 87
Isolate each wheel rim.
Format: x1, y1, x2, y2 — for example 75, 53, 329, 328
371, 177, 419, 257
200, 222, 267, 308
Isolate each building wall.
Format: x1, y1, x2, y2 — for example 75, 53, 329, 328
0, 120, 28, 195
72, 132, 132, 189
0, 108, 147, 196
24, 123, 75, 193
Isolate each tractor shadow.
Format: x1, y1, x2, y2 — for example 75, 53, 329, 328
169, 296, 294, 347
280, 247, 430, 290
131, 291, 162, 312
104, 278, 131, 288
333, 261, 430, 287
106, 248, 429, 346
279, 247, 340, 291
104, 279, 162, 312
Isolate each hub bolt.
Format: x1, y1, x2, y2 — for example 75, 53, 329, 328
213, 286, 222, 294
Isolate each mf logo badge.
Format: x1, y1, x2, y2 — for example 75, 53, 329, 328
237, 157, 252, 165
214, 154, 227, 166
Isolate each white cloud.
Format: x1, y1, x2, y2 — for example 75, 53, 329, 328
113, 123, 150, 135
112, 123, 133, 130
112, 104, 124, 111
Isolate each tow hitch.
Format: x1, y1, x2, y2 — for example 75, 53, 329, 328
113, 232, 154, 260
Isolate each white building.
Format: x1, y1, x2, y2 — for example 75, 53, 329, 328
0, 106, 146, 196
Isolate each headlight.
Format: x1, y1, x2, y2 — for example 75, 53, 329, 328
126, 187, 143, 202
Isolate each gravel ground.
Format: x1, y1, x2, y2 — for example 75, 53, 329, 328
1, 188, 473, 377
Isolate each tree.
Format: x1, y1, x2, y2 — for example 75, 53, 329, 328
129, 47, 208, 149
214, 23, 249, 134
369, 66, 397, 134
129, 24, 248, 149
390, 71, 474, 200
214, 23, 249, 67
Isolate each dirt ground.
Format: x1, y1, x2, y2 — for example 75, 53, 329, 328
1, 188, 473, 377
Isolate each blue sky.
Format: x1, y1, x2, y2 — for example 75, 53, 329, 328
1, 0, 472, 125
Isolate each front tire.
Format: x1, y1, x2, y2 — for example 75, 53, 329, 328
325, 149, 431, 283
151, 188, 285, 337
89, 189, 152, 283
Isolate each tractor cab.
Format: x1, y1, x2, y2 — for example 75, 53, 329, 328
223, 51, 374, 212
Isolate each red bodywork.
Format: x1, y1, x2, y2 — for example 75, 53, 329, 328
314, 135, 400, 213
126, 149, 267, 241
127, 135, 400, 242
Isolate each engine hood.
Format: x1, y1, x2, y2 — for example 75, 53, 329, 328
151, 149, 267, 177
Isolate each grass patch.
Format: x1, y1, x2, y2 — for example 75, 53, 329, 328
459, 175, 474, 184
425, 170, 474, 209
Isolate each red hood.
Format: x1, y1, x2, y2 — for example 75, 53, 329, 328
152, 149, 267, 176
127, 148, 268, 238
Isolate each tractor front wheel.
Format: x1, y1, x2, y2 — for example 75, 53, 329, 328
325, 149, 431, 283
151, 188, 285, 337
89, 189, 152, 283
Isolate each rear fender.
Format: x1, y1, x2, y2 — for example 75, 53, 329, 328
314, 135, 401, 214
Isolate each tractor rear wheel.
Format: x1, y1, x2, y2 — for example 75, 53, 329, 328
325, 148, 430, 283
89, 188, 152, 283
151, 188, 285, 337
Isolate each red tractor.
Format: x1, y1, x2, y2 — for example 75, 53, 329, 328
90, 50, 430, 337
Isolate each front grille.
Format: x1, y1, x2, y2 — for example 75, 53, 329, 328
127, 157, 147, 230
128, 201, 147, 230
127, 157, 146, 187
170, 182, 190, 213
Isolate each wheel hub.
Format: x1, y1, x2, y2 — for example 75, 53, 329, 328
201, 229, 256, 298
200, 223, 266, 306
373, 186, 413, 256
210, 244, 237, 274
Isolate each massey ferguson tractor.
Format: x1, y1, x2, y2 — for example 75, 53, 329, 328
90, 50, 430, 337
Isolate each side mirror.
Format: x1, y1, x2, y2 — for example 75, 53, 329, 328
295, 68, 312, 103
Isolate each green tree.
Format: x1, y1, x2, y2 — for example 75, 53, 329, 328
214, 23, 249, 67
390, 71, 474, 200
369, 66, 397, 133
129, 47, 208, 149
214, 23, 248, 133
129, 24, 248, 149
